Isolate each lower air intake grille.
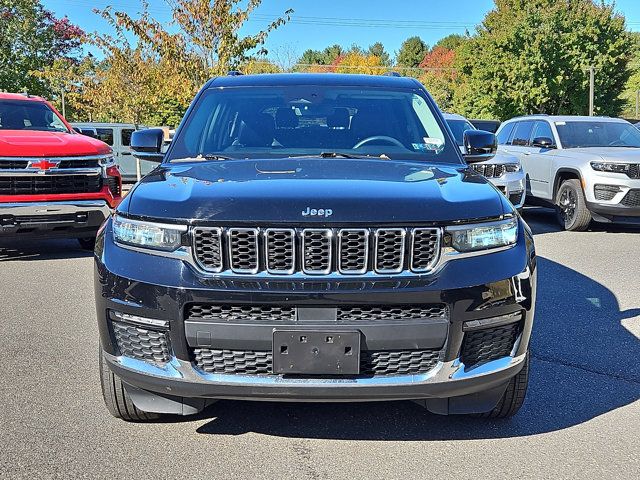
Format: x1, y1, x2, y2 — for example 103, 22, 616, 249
509, 191, 524, 206
112, 321, 170, 364
621, 189, 640, 207
186, 304, 296, 322
337, 304, 447, 322
460, 322, 521, 368
192, 348, 441, 376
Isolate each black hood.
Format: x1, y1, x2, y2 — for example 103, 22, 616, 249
123, 158, 506, 224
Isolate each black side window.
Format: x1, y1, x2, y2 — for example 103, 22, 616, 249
532, 121, 553, 142
121, 129, 134, 146
496, 122, 515, 144
511, 121, 534, 146
95, 128, 114, 146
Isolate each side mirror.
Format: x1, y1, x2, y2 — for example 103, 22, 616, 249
532, 136, 556, 149
463, 130, 497, 163
72, 127, 82, 134
131, 128, 165, 162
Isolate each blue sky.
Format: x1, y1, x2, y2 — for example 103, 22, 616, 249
43, 0, 640, 60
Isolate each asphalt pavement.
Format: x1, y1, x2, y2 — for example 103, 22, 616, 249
1, 207, 639, 479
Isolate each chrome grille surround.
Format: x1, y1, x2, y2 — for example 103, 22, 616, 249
338, 228, 369, 274
191, 226, 442, 276
227, 228, 259, 274
374, 228, 406, 273
302, 228, 333, 275
410, 228, 441, 272
264, 228, 296, 274
192, 227, 223, 272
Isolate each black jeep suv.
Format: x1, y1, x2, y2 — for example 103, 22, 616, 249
95, 73, 536, 421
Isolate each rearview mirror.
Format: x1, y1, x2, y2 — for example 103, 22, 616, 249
131, 128, 165, 162
532, 137, 556, 149
463, 130, 497, 163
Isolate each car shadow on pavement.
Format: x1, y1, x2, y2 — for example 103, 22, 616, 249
192, 256, 640, 440
0, 239, 93, 261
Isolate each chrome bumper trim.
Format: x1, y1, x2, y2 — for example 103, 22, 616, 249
104, 350, 527, 390
0, 200, 112, 218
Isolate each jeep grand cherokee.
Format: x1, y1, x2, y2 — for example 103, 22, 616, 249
95, 73, 536, 421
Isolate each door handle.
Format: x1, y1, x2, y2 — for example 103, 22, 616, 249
121, 152, 132, 155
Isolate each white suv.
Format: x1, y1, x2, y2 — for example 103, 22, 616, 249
496, 115, 640, 231
444, 113, 526, 209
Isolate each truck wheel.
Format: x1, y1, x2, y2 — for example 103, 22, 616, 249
474, 351, 529, 419
99, 347, 161, 421
555, 179, 591, 231
77, 237, 96, 251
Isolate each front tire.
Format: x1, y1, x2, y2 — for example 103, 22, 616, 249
555, 179, 591, 231
474, 352, 529, 418
99, 347, 161, 421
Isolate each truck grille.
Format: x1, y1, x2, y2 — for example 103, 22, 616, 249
192, 348, 440, 376
0, 160, 29, 169
0, 174, 102, 195
472, 164, 506, 178
192, 227, 441, 276
185, 303, 447, 323
460, 322, 521, 369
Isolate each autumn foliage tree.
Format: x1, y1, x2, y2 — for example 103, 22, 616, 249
418, 46, 458, 110
0, 0, 84, 97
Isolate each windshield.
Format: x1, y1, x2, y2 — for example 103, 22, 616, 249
555, 120, 640, 148
168, 86, 459, 163
0, 100, 68, 132
445, 119, 476, 146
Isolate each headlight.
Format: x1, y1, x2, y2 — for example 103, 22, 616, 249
112, 215, 186, 251
590, 161, 631, 174
98, 154, 116, 167
446, 218, 518, 253
504, 163, 521, 173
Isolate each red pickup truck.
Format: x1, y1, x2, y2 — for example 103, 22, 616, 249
0, 93, 122, 249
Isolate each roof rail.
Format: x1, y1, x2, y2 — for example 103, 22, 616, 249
227, 70, 243, 76
384, 71, 402, 77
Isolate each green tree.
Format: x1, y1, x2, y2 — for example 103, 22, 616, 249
0, 0, 84, 97
367, 42, 392, 67
433, 34, 468, 51
453, 0, 632, 119
396, 36, 428, 68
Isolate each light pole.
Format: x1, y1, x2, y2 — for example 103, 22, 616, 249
61, 87, 66, 118
588, 66, 594, 116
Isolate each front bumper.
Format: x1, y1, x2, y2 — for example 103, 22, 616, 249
584, 173, 640, 223
487, 172, 526, 208
0, 200, 111, 238
95, 218, 536, 411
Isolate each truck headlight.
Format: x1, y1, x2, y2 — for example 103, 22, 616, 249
590, 162, 631, 174
97, 154, 116, 167
446, 218, 518, 253
112, 215, 186, 251
504, 163, 521, 173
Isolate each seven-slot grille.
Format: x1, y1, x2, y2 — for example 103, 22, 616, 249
191, 227, 441, 276
472, 164, 506, 178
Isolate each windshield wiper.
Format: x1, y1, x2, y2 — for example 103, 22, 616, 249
288, 152, 389, 159
171, 154, 239, 163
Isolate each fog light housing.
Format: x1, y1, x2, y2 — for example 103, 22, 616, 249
462, 311, 522, 331
594, 184, 621, 201
109, 310, 169, 329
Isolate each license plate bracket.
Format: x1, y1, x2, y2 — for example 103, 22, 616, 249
272, 330, 360, 375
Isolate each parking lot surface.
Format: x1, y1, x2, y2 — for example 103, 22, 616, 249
1, 208, 639, 479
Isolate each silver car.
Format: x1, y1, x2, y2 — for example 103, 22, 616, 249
444, 113, 526, 209
497, 115, 640, 231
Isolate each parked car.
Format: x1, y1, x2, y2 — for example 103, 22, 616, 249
95, 73, 536, 421
497, 115, 640, 230
0, 93, 122, 249
470, 119, 501, 133
444, 113, 525, 209
71, 122, 156, 182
